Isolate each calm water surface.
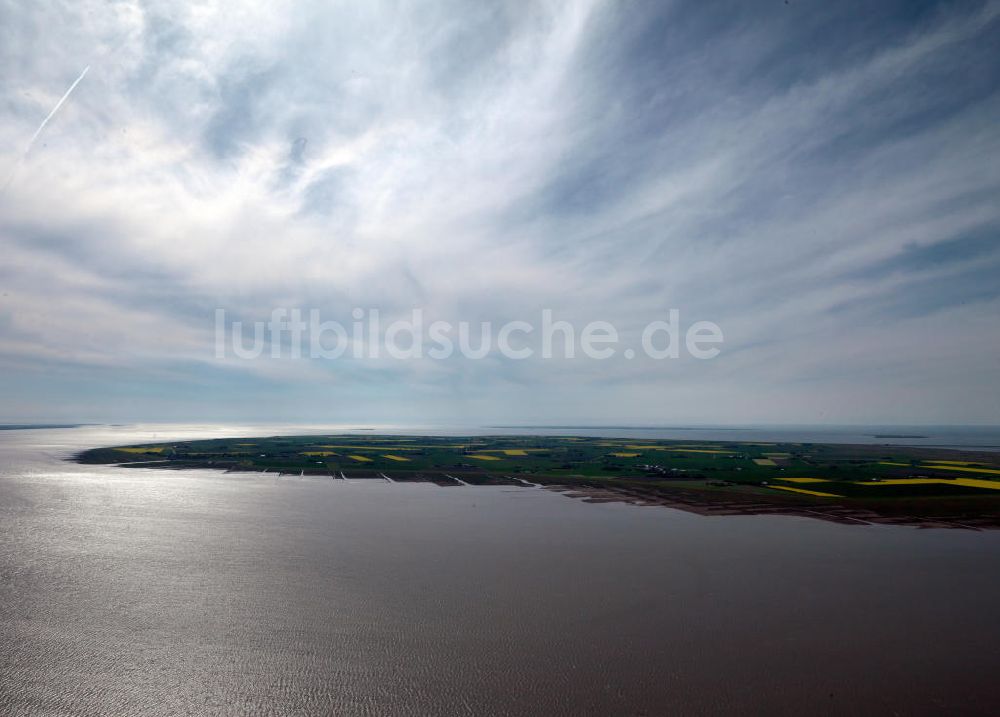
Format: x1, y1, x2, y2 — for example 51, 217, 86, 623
2, 425, 999, 715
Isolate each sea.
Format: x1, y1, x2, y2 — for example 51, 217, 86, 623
2, 424, 999, 715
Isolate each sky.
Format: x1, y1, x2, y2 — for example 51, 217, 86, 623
1, 0, 999, 426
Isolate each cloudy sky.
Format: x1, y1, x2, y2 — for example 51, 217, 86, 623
1, 0, 998, 426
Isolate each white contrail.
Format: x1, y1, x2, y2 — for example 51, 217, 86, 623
25, 66, 90, 152
2, 65, 90, 193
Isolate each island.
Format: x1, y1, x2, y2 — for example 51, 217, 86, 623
75, 434, 1000, 529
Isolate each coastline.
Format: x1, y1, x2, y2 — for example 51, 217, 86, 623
73, 432, 1000, 530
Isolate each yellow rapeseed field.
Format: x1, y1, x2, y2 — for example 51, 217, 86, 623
473, 449, 543, 455
622, 445, 730, 453
314, 445, 421, 451
924, 465, 1000, 476
860, 478, 1000, 490
382, 454, 410, 462
669, 448, 729, 454
348, 455, 373, 462
769, 485, 841, 498
116, 447, 165, 454
468, 454, 501, 461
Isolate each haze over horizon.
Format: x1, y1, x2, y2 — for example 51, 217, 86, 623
2, 0, 999, 426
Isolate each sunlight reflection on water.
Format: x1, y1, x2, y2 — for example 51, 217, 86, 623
1, 426, 999, 715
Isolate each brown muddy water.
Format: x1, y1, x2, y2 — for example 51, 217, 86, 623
2, 426, 999, 715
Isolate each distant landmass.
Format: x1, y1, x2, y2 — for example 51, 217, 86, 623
0, 424, 83, 431
487, 425, 734, 430
76, 433, 1000, 529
